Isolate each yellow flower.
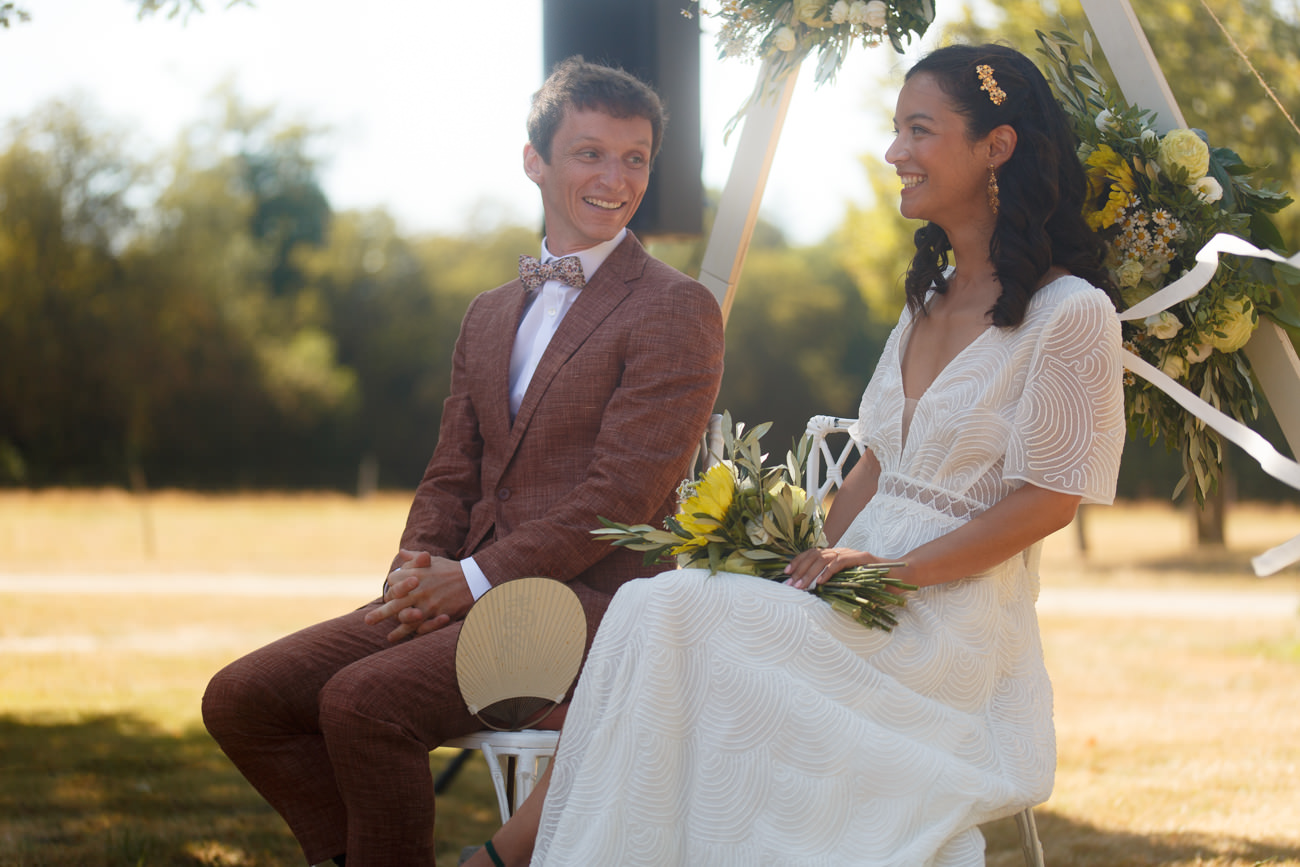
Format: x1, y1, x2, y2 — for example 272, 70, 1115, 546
793, 0, 828, 25
1085, 145, 1136, 229
1156, 128, 1210, 182
1087, 144, 1137, 190
1115, 259, 1145, 289
1208, 295, 1257, 353
672, 463, 735, 552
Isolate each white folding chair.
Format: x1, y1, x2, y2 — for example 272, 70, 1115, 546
803, 414, 1046, 867
440, 729, 560, 824
440, 414, 727, 824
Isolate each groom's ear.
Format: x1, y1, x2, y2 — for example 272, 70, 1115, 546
986, 124, 1017, 168
523, 143, 544, 184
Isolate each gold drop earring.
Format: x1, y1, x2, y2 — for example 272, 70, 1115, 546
987, 165, 1000, 216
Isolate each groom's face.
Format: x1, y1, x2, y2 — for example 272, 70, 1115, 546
523, 107, 653, 256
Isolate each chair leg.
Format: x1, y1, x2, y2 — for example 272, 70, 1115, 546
478, 742, 514, 824
433, 748, 475, 794
1014, 807, 1045, 867
505, 755, 517, 815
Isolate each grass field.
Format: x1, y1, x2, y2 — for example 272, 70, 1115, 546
1, 490, 1298, 866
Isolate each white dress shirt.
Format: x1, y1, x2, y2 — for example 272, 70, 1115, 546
459, 229, 627, 600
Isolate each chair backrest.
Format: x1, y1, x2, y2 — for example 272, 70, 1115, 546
803, 415, 864, 505
696, 413, 861, 502
695, 413, 725, 472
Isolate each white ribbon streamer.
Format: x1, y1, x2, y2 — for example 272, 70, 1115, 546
1118, 232, 1300, 323
1117, 233, 1300, 576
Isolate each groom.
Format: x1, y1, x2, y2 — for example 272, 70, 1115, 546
202, 57, 725, 867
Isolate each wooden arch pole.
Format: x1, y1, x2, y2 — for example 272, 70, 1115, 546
1080, 0, 1300, 457
696, 63, 801, 323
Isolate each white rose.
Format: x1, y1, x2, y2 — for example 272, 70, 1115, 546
1095, 109, 1115, 132
830, 0, 850, 23
1144, 311, 1183, 340
1184, 342, 1214, 363
864, 0, 888, 28
772, 26, 797, 51
847, 0, 869, 25
1193, 175, 1223, 203
1160, 352, 1189, 380
1142, 256, 1171, 282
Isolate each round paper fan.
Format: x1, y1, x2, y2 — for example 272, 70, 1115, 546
455, 576, 586, 731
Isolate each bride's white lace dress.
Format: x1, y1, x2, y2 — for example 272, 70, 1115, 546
531, 277, 1125, 866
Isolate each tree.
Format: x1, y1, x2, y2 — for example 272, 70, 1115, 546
299, 210, 444, 490
126, 91, 354, 487
0, 100, 147, 484
835, 154, 919, 326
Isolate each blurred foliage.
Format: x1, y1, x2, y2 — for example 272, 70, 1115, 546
0, 2, 29, 28
1, 0, 252, 29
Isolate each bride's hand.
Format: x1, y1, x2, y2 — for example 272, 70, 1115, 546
784, 546, 881, 590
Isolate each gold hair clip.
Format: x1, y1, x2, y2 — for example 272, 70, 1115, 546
976, 64, 1006, 106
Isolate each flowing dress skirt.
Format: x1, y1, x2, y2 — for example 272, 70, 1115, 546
530, 560, 1053, 867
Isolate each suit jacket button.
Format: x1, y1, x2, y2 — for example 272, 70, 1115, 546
497, 488, 510, 501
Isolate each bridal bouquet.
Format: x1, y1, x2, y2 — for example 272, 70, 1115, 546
1037, 27, 1297, 502
593, 414, 914, 630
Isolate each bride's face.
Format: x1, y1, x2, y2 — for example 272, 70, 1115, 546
885, 73, 994, 229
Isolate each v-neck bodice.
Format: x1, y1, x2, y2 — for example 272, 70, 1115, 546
840, 276, 1125, 559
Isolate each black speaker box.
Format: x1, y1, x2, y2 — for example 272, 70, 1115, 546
542, 0, 703, 238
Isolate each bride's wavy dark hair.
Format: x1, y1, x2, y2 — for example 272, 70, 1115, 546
901, 44, 1118, 327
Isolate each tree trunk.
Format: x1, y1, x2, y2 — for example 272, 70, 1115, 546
1192, 461, 1232, 547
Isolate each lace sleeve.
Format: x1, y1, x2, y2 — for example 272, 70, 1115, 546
1003, 285, 1125, 505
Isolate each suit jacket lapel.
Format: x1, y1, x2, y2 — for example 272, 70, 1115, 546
481, 282, 531, 445
508, 234, 646, 447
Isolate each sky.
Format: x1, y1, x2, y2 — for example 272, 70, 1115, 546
0, 1, 957, 245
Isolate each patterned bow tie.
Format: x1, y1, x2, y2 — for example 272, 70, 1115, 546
518, 254, 586, 291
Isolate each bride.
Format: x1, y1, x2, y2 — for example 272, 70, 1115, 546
465, 43, 1125, 867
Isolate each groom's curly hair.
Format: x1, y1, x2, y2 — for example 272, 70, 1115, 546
901, 43, 1118, 327
528, 56, 668, 167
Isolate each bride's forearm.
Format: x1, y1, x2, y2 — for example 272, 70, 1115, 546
893, 484, 1080, 588
823, 449, 881, 545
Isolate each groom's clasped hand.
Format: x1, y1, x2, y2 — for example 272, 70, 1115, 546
366, 548, 470, 640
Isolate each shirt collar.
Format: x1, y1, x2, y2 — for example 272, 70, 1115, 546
539, 228, 626, 286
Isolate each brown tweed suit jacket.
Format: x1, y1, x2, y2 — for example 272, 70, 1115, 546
397, 232, 725, 603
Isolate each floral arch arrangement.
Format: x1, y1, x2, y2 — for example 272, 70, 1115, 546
1037, 27, 1297, 504
688, 0, 936, 132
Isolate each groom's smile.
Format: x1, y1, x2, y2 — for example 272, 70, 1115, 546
524, 108, 652, 255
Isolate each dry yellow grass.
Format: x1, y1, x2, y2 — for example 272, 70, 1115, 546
0, 488, 414, 575
1, 490, 1298, 866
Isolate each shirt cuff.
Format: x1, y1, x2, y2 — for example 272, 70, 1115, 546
460, 556, 493, 600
